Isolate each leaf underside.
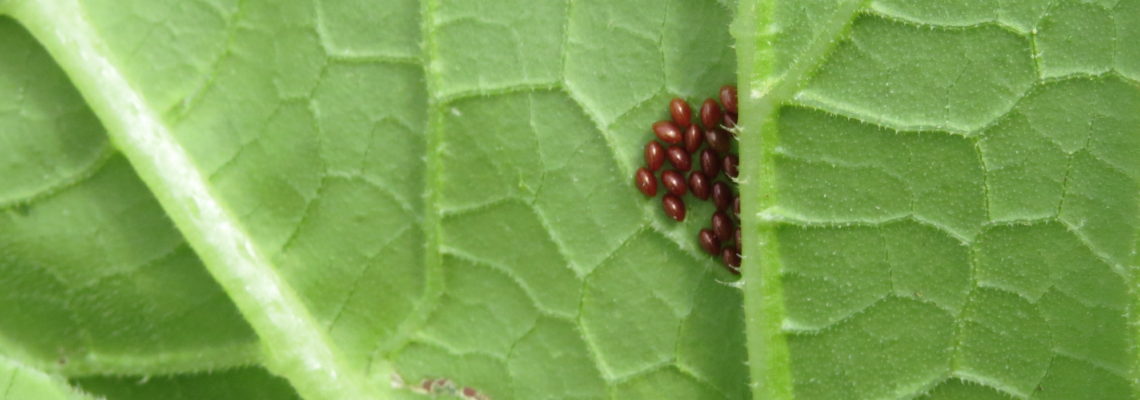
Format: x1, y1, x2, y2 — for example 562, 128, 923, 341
0, 0, 1137, 399
0, 0, 747, 398
739, 0, 1140, 399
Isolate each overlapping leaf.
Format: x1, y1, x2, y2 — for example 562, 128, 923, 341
737, 0, 1140, 398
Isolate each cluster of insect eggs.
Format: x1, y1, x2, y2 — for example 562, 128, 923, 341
634, 85, 742, 273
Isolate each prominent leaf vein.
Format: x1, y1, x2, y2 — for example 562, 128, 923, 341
2, 0, 376, 398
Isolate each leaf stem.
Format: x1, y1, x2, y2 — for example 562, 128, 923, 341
1, 1, 378, 398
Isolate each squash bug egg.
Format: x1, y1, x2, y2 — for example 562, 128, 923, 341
661, 169, 688, 197
653, 120, 683, 144
663, 194, 686, 221
669, 98, 692, 128
684, 125, 703, 153
699, 229, 720, 255
722, 248, 741, 272
720, 85, 738, 114
700, 98, 722, 129
723, 154, 739, 179
635, 167, 657, 197
706, 128, 732, 154
712, 211, 733, 242
711, 181, 732, 211
688, 171, 710, 200
644, 141, 665, 171
723, 112, 737, 129
700, 149, 721, 178
666, 145, 692, 171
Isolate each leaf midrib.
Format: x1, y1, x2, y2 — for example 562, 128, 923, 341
735, 0, 865, 399
0, 0, 378, 398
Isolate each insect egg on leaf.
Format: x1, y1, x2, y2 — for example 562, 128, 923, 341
669, 98, 692, 128
688, 171, 710, 200
719, 85, 738, 114
711, 181, 732, 211
700, 149, 720, 178
723, 154, 739, 179
653, 120, 683, 144
699, 229, 720, 255
661, 169, 687, 197
721, 248, 741, 272
683, 125, 703, 153
662, 194, 686, 222
634, 167, 657, 197
723, 112, 737, 129
633, 86, 743, 276
705, 128, 732, 154
644, 141, 665, 171
666, 145, 691, 171
700, 98, 722, 129
712, 211, 733, 242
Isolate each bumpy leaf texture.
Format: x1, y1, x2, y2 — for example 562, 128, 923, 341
0, 0, 745, 399
1, 0, 1137, 398
737, 0, 1140, 399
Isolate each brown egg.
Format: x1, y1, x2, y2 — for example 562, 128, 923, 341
683, 125, 703, 153
644, 141, 665, 171
669, 98, 692, 128
661, 169, 687, 197
662, 194, 686, 221
699, 229, 720, 255
700, 98, 722, 129
688, 171, 710, 200
666, 145, 692, 171
653, 120, 683, 144
720, 85, 738, 114
634, 167, 657, 197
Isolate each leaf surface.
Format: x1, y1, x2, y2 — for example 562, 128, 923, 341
0, 0, 748, 398
0, 355, 92, 400
0, 16, 258, 376
736, 0, 1140, 399
74, 367, 299, 400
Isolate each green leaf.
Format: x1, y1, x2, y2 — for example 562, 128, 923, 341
0, 354, 92, 400
6, 0, 1136, 398
74, 367, 300, 400
736, 0, 1140, 399
0, 16, 258, 376
0, 0, 746, 398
